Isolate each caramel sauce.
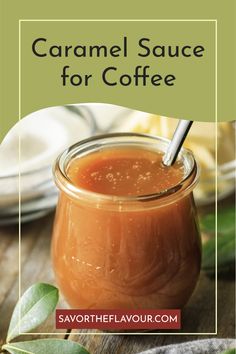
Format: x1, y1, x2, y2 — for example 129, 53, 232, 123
52, 146, 201, 310
67, 148, 184, 196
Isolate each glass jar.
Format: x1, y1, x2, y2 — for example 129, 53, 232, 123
51, 133, 201, 310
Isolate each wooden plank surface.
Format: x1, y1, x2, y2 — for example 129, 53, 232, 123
0, 212, 235, 354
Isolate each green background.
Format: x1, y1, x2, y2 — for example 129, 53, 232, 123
0, 0, 235, 142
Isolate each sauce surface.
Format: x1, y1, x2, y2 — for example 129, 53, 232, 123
67, 147, 185, 196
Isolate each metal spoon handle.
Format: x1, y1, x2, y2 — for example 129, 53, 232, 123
162, 120, 193, 166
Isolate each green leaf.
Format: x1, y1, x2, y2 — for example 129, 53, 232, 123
200, 206, 235, 275
217, 207, 235, 233
2, 339, 89, 354
220, 349, 236, 354
202, 230, 235, 273
7, 283, 59, 342
200, 212, 215, 233
200, 207, 235, 234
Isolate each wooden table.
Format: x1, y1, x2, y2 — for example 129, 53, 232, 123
0, 212, 235, 354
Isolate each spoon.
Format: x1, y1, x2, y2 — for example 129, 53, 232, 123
162, 120, 193, 166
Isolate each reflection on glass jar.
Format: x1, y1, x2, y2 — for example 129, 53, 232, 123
51, 134, 201, 310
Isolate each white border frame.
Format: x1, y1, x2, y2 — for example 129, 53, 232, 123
18, 19, 218, 336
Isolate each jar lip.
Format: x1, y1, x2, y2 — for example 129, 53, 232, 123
54, 132, 199, 204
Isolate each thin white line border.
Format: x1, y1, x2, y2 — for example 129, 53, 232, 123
18, 18, 218, 337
